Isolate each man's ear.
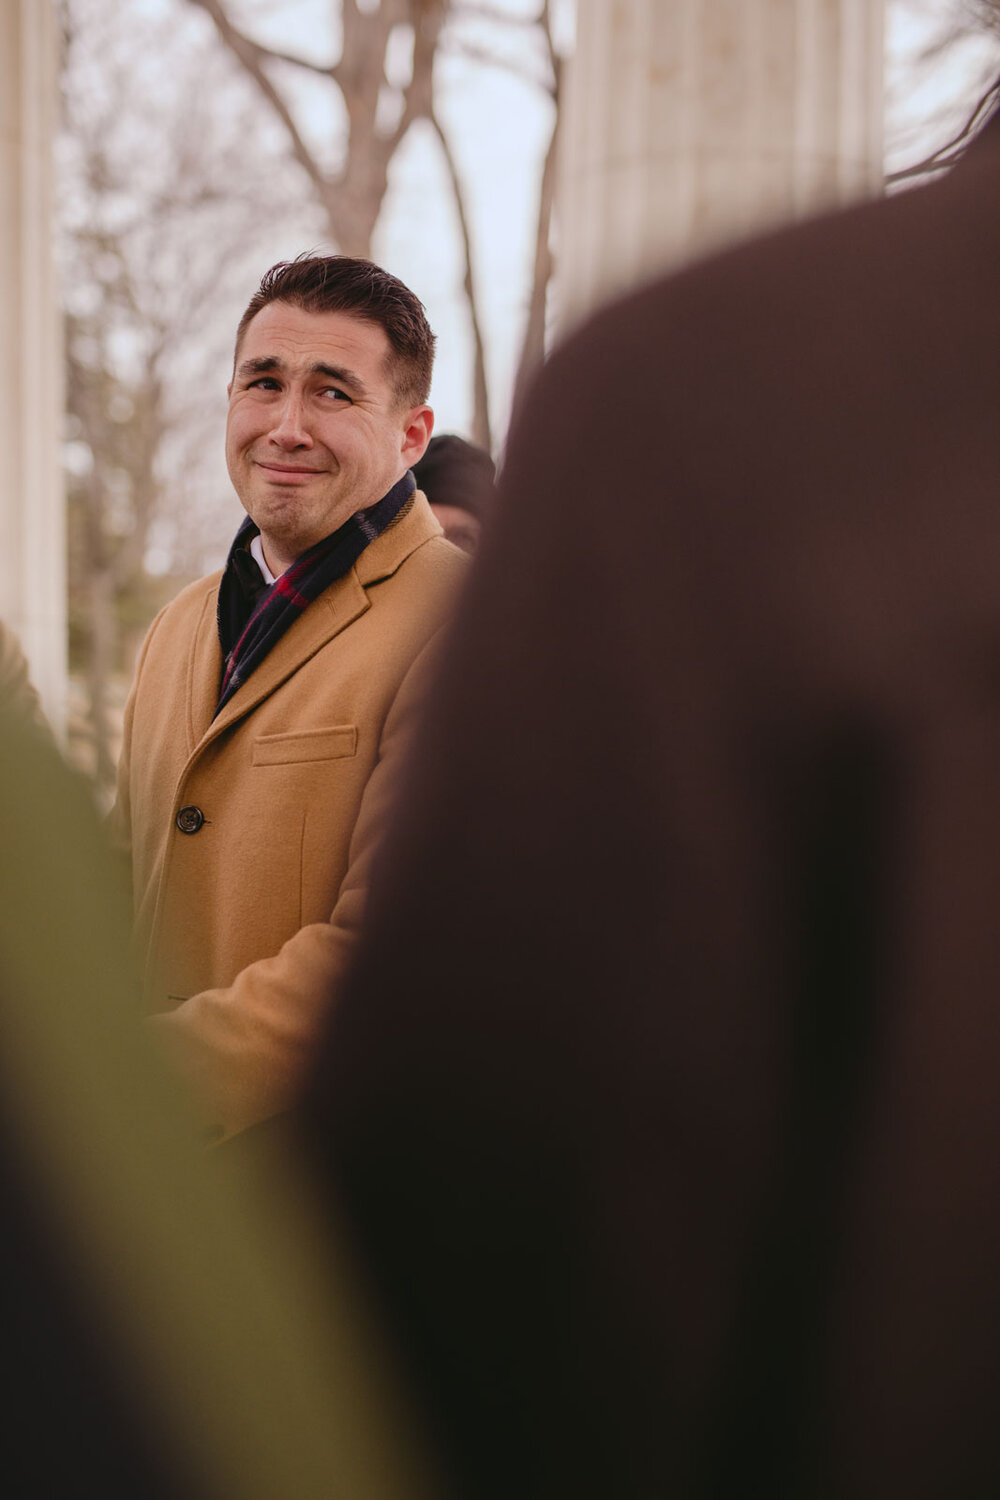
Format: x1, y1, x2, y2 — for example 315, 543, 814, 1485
402, 406, 434, 467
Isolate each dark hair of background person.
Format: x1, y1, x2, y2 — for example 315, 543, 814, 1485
413, 434, 495, 519
233, 254, 437, 408
413, 432, 495, 549
412, 434, 496, 555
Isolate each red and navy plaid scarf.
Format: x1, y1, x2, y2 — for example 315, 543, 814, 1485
215, 471, 415, 717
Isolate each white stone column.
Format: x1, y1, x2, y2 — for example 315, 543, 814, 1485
0, 0, 66, 734
556, 0, 885, 330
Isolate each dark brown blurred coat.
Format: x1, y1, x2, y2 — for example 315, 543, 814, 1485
299, 114, 1000, 1498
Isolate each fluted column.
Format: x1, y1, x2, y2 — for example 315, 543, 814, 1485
557, 0, 885, 329
0, 0, 66, 733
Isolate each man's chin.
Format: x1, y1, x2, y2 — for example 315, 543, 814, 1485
250, 507, 361, 564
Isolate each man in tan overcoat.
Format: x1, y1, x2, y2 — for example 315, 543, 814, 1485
112, 255, 465, 1141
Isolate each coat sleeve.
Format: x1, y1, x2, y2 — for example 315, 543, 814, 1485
106, 601, 170, 863
148, 631, 445, 1140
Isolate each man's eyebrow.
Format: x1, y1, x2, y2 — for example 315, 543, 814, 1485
234, 355, 368, 394
312, 361, 368, 394
235, 355, 283, 380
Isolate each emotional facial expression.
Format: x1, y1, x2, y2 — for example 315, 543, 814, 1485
225, 300, 433, 575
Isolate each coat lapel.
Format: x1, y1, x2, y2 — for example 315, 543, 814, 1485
355, 487, 442, 588
186, 585, 225, 749
193, 491, 444, 751
203, 570, 370, 746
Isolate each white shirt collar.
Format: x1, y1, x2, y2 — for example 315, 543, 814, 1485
249, 532, 278, 586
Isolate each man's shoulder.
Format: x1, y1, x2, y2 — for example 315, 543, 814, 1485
347, 531, 467, 668
400, 530, 469, 581
359, 491, 466, 588
369, 529, 467, 613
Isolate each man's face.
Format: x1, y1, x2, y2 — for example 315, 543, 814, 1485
226, 300, 433, 574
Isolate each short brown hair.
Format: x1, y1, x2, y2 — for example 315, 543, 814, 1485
234, 254, 436, 406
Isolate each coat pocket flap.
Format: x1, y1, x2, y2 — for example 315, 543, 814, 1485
252, 725, 358, 765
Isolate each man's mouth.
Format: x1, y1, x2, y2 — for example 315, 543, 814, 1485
255, 461, 325, 480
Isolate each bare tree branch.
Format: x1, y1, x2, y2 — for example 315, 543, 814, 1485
188, 0, 339, 73
429, 107, 491, 450
511, 70, 560, 414
184, 0, 449, 256
887, 70, 1000, 182
511, 0, 562, 412
445, 36, 553, 93
185, 0, 333, 201
451, 0, 539, 29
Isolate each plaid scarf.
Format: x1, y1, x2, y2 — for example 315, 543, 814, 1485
215, 471, 415, 717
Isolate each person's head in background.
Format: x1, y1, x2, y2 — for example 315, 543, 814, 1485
412, 433, 495, 555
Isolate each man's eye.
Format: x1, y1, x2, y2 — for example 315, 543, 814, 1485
248, 377, 281, 391
321, 386, 352, 403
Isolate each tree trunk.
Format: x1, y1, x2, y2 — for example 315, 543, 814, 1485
318, 184, 374, 260
511, 57, 562, 423
431, 111, 492, 451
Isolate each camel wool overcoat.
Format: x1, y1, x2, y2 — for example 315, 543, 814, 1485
112, 492, 465, 1139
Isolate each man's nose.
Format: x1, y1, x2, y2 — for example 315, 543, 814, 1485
268, 392, 312, 448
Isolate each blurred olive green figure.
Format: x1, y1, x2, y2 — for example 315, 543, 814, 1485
0, 704, 441, 1499
0, 619, 52, 739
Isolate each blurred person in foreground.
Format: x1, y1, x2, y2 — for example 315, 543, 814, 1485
412, 433, 495, 554
296, 82, 1000, 1500
111, 255, 465, 1142
0, 704, 439, 1499
0, 617, 52, 737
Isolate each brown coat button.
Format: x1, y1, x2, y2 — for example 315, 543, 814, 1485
175, 805, 205, 834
